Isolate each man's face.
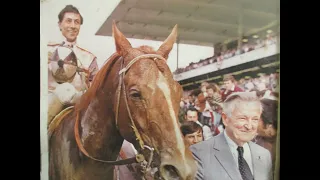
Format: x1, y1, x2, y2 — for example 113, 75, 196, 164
184, 130, 203, 146
257, 119, 277, 138
201, 85, 207, 93
222, 101, 261, 145
59, 12, 81, 42
186, 110, 198, 122
224, 80, 234, 91
207, 88, 214, 97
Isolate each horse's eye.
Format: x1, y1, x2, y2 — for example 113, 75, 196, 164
129, 90, 141, 99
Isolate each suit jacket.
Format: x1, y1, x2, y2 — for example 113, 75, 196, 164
190, 133, 272, 180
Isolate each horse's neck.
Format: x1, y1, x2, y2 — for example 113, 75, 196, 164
80, 98, 124, 161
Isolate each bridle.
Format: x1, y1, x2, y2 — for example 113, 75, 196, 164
74, 54, 167, 175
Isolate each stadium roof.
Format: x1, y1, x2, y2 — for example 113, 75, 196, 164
95, 0, 280, 47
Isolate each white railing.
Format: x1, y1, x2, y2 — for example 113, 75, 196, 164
173, 43, 280, 81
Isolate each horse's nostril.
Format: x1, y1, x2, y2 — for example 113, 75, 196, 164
161, 164, 180, 180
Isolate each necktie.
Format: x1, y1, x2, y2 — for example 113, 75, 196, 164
237, 146, 254, 180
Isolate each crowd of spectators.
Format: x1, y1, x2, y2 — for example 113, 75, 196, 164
225, 72, 279, 95
174, 33, 278, 74
178, 74, 279, 170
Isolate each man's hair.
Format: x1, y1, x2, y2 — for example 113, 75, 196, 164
223, 92, 262, 117
189, 89, 202, 97
223, 74, 235, 82
260, 99, 278, 129
201, 81, 209, 87
180, 121, 203, 137
206, 83, 220, 92
58, 5, 83, 25
185, 107, 199, 116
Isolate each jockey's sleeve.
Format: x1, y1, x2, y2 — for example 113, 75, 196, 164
88, 57, 99, 82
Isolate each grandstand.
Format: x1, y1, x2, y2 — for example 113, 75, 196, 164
174, 28, 279, 91
95, 0, 280, 94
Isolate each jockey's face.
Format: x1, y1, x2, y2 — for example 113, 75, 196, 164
59, 12, 81, 42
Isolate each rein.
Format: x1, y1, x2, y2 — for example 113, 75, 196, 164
74, 54, 166, 168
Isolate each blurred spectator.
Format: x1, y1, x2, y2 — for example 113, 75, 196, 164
185, 73, 278, 101
238, 78, 246, 90
187, 94, 195, 108
221, 74, 244, 101
197, 82, 212, 126
180, 121, 204, 147
205, 83, 223, 136
244, 77, 255, 92
254, 97, 278, 170
184, 107, 213, 141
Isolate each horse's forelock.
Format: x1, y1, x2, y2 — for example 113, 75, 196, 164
137, 45, 167, 73
76, 46, 170, 112
138, 45, 157, 54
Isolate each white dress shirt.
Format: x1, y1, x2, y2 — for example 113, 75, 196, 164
57, 39, 77, 60
195, 121, 213, 140
224, 130, 254, 174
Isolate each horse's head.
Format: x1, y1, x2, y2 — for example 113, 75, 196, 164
111, 22, 197, 180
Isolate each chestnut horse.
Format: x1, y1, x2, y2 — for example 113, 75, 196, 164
48, 22, 197, 180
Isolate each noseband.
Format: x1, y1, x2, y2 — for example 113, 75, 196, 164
74, 54, 166, 171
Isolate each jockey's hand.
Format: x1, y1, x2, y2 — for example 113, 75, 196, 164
53, 83, 78, 105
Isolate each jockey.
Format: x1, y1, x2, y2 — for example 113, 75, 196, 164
47, 5, 99, 126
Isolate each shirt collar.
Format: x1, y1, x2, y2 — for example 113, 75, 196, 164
231, 84, 235, 91
224, 130, 238, 150
195, 121, 203, 127
224, 130, 248, 149
62, 38, 77, 48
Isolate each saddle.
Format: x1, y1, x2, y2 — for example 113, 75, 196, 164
47, 106, 74, 140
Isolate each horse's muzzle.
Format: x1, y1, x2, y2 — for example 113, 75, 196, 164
159, 151, 195, 180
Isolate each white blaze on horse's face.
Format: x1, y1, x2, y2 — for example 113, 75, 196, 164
112, 21, 197, 179
156, 71, 192, 176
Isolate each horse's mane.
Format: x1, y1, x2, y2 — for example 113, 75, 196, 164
75, 45, 167, 112
75, 52, 120, 112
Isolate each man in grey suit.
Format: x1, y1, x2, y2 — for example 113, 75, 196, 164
190, 92, 272, 180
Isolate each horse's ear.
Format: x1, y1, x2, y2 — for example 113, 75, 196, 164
157, 24, 178, 60
112, 21, 132, 56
